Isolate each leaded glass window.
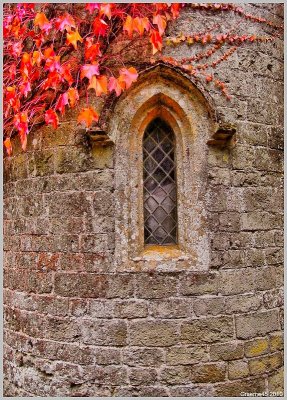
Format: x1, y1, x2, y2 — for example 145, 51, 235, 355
143, 118, 177, 245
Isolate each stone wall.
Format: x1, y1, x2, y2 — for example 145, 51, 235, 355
3, 4, 284, 397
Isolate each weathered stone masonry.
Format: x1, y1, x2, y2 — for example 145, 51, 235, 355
3, 4, 283, 397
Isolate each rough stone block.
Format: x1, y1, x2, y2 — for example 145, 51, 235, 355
58, 253, 83, 271
214, 377, 266, 396
37, 295, 69, 317
222, 249, 245, 268
91, 347, 121, 365
254, 148, 283, 172
69, 299, 89, 317
106, 274, 134, 298
268, 367, 284, 392
190, 363, 226, 383
113, 300, 148, 318
181, 316, 234, 344
54, 273, 108, 298
193, 297, 225, 317
166, 345, 209, 365
45, 192, 92, 217
135, 273, 178, 299
219, 212, 240, 232
236, 310, 280, 339
249, 353, 282, 375
159, 366, 190, 385
241, 211, 283, 231
80, 234, 114, 253
128, 321, 178, 347
114, 385, 169, 397
269, 332, 283, 352
244, 338, 269, 358
92, 190, 115, 215
29, 150, 55, 177
149, 298, 192, 318
88, 300, 114, 318
122, 347, 164, 367
84, 365, 128, 385
210, 341, 244, 361
179, 272, 219, 296
218, 268, 255, 295
225, 294, 262, 314
228, 360, 249, 380
128, 367, 158, 386
81, 320, 127, 346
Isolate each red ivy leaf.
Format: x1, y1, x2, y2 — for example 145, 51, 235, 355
55, 92, 69, 115
45, 109, 59, 129
150, 30, 163, 54
14, 112, 29, 151
93, 17, 108, 36
85, 39, 102, 61
86, 3, 100, 14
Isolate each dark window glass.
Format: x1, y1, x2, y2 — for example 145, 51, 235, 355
143, 118, 177, 245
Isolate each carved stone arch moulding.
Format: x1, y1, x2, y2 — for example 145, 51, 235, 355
109, 65, 227, 272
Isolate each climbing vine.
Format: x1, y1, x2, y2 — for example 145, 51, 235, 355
3, 2, 282, 155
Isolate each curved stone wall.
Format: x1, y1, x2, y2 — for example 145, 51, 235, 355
4, 4, 283, 397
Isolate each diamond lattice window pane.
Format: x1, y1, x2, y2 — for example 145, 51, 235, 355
143, 118, 177, 245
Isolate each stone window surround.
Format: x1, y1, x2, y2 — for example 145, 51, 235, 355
108, 66, 216, 272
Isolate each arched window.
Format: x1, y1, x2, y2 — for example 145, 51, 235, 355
111, 65, 212, 271
143, 118, 177, 245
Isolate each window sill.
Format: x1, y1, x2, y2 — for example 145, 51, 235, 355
132, 245, 190, 262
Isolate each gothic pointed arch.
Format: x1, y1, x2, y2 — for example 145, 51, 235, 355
110, 64, 214, 272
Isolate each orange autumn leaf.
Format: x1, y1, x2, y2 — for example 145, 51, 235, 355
67, 87, 79, 107
88, 75, 108, 96
34, 12, 52, 33
66, 29, 83, 50
133, 17, 150, 36
45, 109, 59, 129
31, 50, 43, 66
4, 137, 12, 156
118, 67, 138, 90
123, 15, 134, 37
77, 107, 99, 127
43, 46, 55, 59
